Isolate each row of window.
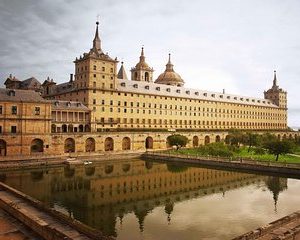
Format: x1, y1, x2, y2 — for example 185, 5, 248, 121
92, 107, 285, 122
97, 117, 286, 127
0, 106, 40, 115
76, 65, 114, 73
93, 100, 284, 117
0, 125, 17, 134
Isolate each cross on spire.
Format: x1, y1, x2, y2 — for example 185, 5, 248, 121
92, 21, 102, 53
273, 70, 278, 87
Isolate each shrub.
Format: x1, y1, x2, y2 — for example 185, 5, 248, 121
254, 147, 266, 155
167, 134, 189, 149
196, 142, 234, 157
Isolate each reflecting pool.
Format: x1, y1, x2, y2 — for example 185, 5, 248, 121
0, 158, 299, 240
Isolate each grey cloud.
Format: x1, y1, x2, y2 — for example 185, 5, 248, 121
0, 0, 300, 126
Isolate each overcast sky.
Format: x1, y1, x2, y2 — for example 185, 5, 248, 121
0, 0, 300, 126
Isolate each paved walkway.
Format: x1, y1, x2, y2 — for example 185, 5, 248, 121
257, 217, 300, 240
233, 211, 300, 240
0, 183, 113, 240
0, 208, 40, 240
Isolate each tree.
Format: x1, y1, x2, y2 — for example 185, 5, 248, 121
260, 133, 277, 147
167, 134, 189, 150
243, 132, 260, 152
264, 140, 293, 161
226, 129, 244, 146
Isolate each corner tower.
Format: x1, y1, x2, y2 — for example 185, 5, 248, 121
131, 47, 154, 82
74, 22, 118, 91
264, 71, 287, 109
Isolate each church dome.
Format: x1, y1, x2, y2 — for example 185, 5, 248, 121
155, 54, 184, 87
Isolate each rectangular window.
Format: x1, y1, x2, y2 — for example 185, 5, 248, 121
0, 106, 2, 114
11, 106, 17, 115
11, 126, 17, 133
35, 107, 40, 115
0, 126, 2, 133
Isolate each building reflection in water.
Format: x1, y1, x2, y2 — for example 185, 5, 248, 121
0, 159, 288, 237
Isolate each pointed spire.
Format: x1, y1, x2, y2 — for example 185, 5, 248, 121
92, 21, 102, 53
117, 62, 128, 80
273, 70, 278, 87
139, 47, 145, 62
166, 53, 174, 71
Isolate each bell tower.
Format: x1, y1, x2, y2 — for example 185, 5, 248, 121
264, 70, 287, 109
131, 47, 154, 82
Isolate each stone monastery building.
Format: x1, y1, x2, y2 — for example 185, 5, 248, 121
0, 22, 294, 158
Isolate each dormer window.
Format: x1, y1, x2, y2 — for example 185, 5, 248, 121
204, 93, 207, 97
176, 89, 181, 93
77, 103, 81, 107
195, 92, 199, 95
219, 95, 223, 98
186, 90, 190, 95
67, 102, 71, 107
227, 96, 230, 99
145, 85, 150, 90
166, 88, 171, 92
240, 98, 243, 101
234, 97, 237, 100
133, 84, 138, 88
211, 94, 215, 97
121, 82, 126, 87
252, 99, 255, 102
258, 100, 261, 103
8, 90, 15, 97
156, 87, 160, 91
246, 99, 249, 102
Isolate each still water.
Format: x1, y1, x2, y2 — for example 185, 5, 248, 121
0, 158, 300, 240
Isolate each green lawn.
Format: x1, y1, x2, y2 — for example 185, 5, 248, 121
168, 146, 300, 164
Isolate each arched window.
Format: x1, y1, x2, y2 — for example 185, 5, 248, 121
215, 135, 221, 142
145, 137, 153, 149
104, 137, 114, 151
145, 72, 149, 81
204, 136, 210, 145
85, 124, 90, 132
62, 124, 67, 133
193, 136, 199, 147
30, 139, 44, 153
64, 138, 75, 153
0, 140, 7, 156
85, 138, 95, 152
122, 137, 131, 150
134, 72, 138, 80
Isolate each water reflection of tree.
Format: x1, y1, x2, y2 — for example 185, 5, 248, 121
265, 177, 288, 212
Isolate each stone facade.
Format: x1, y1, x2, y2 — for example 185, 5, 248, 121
0, 22, 296, 159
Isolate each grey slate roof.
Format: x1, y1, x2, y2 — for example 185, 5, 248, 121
0, 88, 49, 103
20, 77, 41, 89
51, 100, 90, 111
117, 63, 128, 80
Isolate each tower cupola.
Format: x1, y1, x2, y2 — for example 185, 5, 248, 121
131, 47, 154, 82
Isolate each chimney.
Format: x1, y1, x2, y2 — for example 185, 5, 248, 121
70, 74, 73, 82
223, 89, 225, 94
